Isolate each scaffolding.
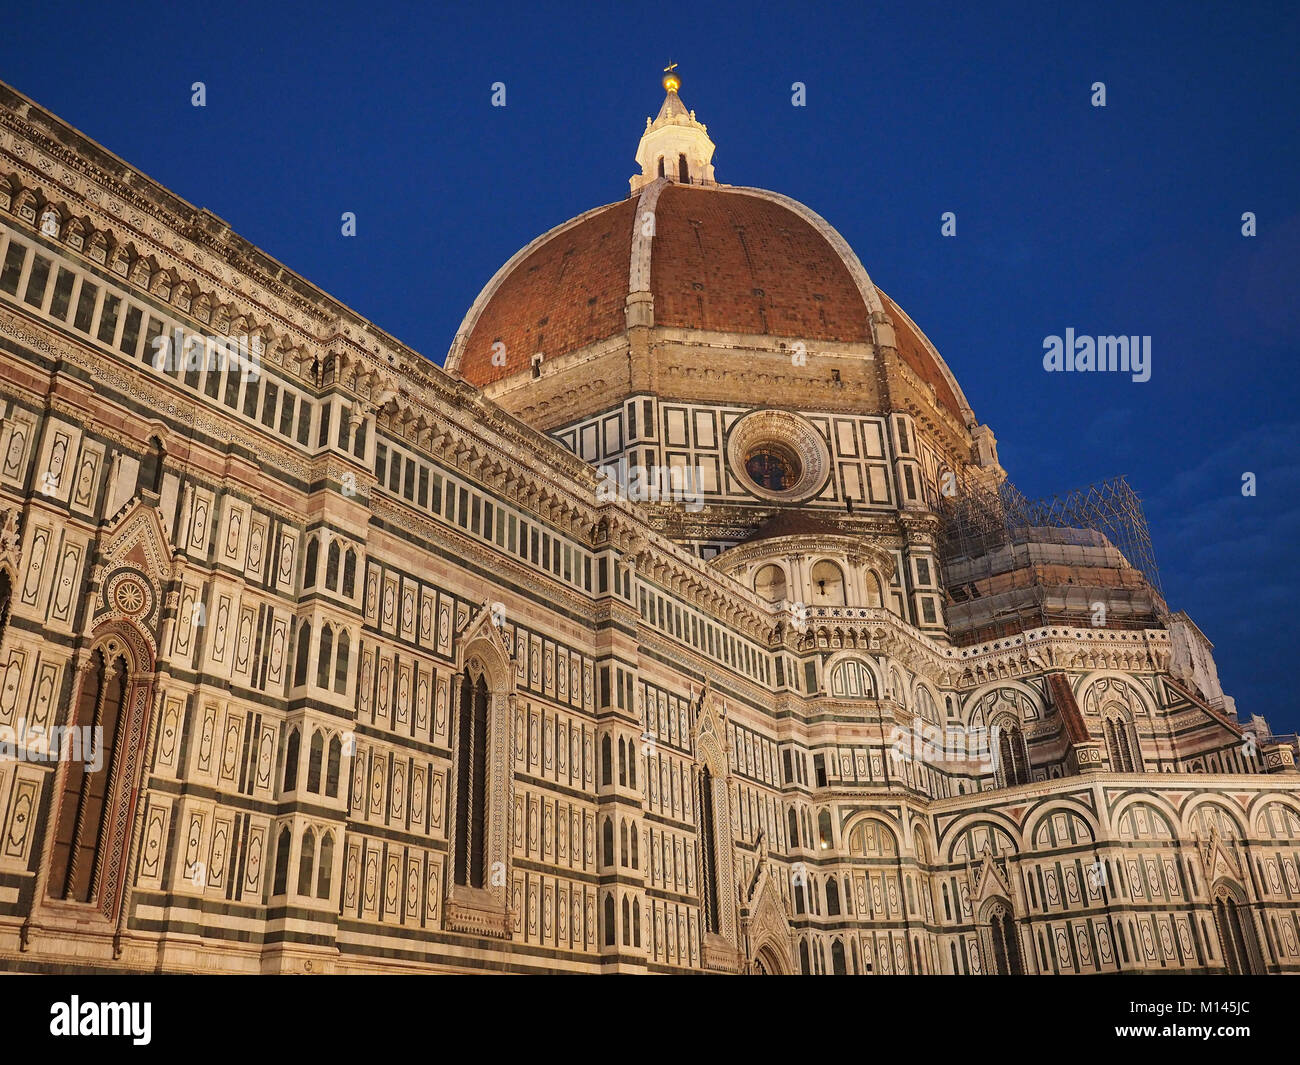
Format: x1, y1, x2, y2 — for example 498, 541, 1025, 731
936, 475, 1164, 641
939, 475, 1161, 590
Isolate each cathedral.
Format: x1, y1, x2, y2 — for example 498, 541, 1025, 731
0, 67, 1295, 976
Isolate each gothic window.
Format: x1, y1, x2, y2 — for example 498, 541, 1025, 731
307, 730, 324, 792
603, 893, 616, 946
826, 876, 841, 915
678, 153, 689, 182
601, 735, 613, 786
799, 940, 810, 974
317, 625, 333, 689
622, 896, 631, 945
633, 899, 641, 947
317, 832, 334, 898
942, 882, 952, 920
698, 764, 720, 933
602, 818, 615, 866
657, 156, 665, 178
342, 549, 357, 597
452, 672, 489, 888
628, 750, 637, 789
138, 437, 165, 495
996, 721, 1031, 787
794, 882, 805, 914
326, 540, 340, 589
334, 629, 350, 694
283, 727, 300, 792
618, 738, 627, 786
817, 809, 832, 849
987, 901, 1023, 975
620, 820, 629, 866
272, 826, 291, 896
832, 939, 847, 975
0, 568, 12, 651
293, 621, 311, 686
326, 735, 342, 798
304, 537, 319, 588
47, 649, 128, 902
788, 806, 799, 847
297, 829, 315, 896
630, 826, 639, 869
1104, 711, 1141, 772
1213, 884, 1260, 974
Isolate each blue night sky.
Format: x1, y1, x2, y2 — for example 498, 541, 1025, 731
5, 1, 1297, 728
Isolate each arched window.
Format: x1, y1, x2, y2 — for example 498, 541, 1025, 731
307, 730, 324, 792
326, 734, 342, 798
832, 939, 847, 975
810, 560, 846, 605
829, 658, 876, 698
1213, 883, 1261, 974
799, 940, 811, 974
317, 832, 334, 898
943, 882, 952, 920
138, 437, 165, 495
630, 826, 639, 869
283, 728, 300, 792
788, 806, 800, 847
678, 153, 689, 182
987, 901, 1023, 975
326, 539, 341, 590
620, 820, 629, 866
826, 877, 841, 915
317, 625, 333, 689
273, 826, 292, 896
622, 896, 631, 945
602, 818, 615, 866
657, 156, 665, 178
618, 738, 627, 786
996, 721, 1031, 787
698, 765, 720, 933
865, 572, 884, 608
794, 882, 806, 914
452, 672, 489, 888
297, 829, 315, 896
47, 650, 128, 902
293, 621, 311, 686
628, 750, 637, 789
601, 735, 613, 786
342, 549, 357, 597
633, 898, 641, 947
303, 537, 319, 588
753, 564, 787, 602
817, 809, 833, 849
1104, 711, 1141, 772
603, 893, 616, 946
334, 628, 350, 694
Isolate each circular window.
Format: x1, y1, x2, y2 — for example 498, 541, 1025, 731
745, 443, 802, 492
727, 409, 831, 503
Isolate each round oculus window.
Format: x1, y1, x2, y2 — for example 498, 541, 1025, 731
726, 409, 831, 503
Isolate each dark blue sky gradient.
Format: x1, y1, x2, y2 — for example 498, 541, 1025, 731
4, 1, 1297, 727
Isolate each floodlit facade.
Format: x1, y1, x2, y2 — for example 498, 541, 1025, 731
0, 71, 1295, 974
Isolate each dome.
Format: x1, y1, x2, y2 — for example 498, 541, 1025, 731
448, 183, 968, 421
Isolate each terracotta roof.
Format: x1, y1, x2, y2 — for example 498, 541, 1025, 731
741, 510, 844, 544
459, 199, 637, 385
649, 185, 872, 341
877, 291, 961, 416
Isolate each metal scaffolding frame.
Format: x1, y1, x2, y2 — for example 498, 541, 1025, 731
937, 475, 1163, 596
